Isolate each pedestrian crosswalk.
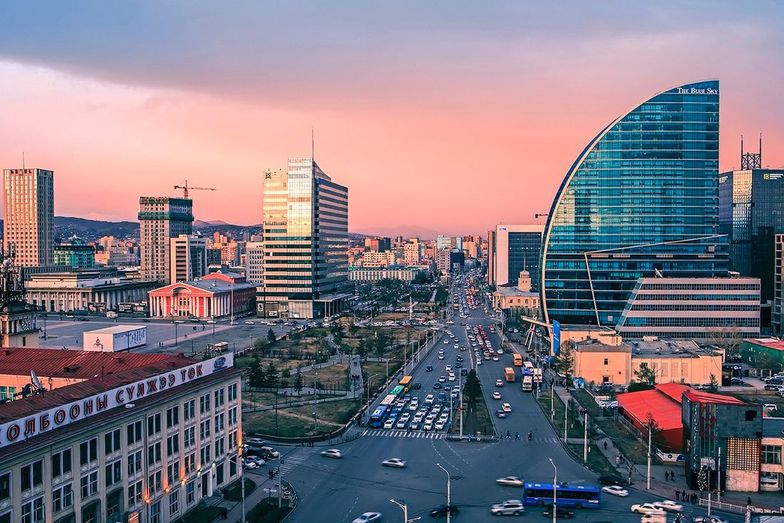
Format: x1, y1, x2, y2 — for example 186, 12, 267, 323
362, 429, 447, 440
279, 452, 307, 475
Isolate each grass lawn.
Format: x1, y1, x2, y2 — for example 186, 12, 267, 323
177, 505, 223, 523
450, 390, 494, 437
300, 362, 349, 390
568, 443, 617, 477
593, 417, 654, 465
244, 398, 361, 437
571, 389, 604, 418
222, 478, 257, 501
247, 498, 293, 523
536, 392, 584, 439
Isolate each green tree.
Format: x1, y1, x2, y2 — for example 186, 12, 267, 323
708, 374, 719, 393
248, 356, 265, 388
357, 336, 370, 361
281, 368, 291, 379
294, 368, 303, 395
556, 341, 575, 377
253, 337, 268, 354
463, 369, 482, 406
265, 362, 279, 388
267, 328, 277, 344
329, 323, 344, 342
376, 330, 393, 358
634, 363, 656, 386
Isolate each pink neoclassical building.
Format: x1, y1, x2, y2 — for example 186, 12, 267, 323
148, 271, 255, 319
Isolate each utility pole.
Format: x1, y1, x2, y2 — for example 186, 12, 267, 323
240, 453, 247, 523
563, 397, 568, 443
277, 456, 283, 508
583, 409, 588, 463
646, 423, 652, 490
390, 498, 408, 523
459, 371, 463, 439
550, 381, 554, 421
549, 458, 558, 523
717, 446, 722, 502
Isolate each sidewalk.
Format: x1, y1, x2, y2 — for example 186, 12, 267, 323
199, 471, 292, 522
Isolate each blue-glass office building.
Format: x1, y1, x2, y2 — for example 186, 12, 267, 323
541, 81, 727, 326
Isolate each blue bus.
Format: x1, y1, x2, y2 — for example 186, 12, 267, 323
369, 406, 390, 428
523, 483, 600, 509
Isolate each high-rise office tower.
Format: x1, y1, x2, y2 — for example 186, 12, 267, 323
488, 225, 543, 290
169, 234, 207, 283
138, 197, 193, 284
258, 159, 350, 319
719, 137, 784, 311
245, 241, 264, 285
542, 80, 726, 326
2, 168, 54, 267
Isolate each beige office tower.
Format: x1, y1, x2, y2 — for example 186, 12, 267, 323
138, 197, 193, 284
2, 168, 54, 267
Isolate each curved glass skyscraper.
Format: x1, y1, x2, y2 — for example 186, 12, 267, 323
541, 80, 727, 326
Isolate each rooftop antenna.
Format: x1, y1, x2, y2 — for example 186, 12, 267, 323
311, 127, 315, 161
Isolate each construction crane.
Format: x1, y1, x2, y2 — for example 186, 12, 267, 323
174, 180, 216, 198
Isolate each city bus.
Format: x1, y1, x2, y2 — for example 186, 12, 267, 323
513, 353, 523, 367
522, 375, 533, 392
369, 405, 390, 428
504, 367, 516, 382
380, 394, 397, 407
523, 483, 600, 508
399, 375, 414, 392
390, 385, 405, 398
522, 361, 535, 375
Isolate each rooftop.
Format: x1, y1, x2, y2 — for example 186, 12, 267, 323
573, 338, 718, 357
744, 338, 784, 352
0, 347, 193, 380
763, 417, 784, 438
493, 286, 538, 297
574, 339, 631, 353
617, 383, 691, 431
85, 325, 146, 335
682, 389, 748, 405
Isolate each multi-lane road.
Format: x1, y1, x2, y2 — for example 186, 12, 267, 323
280, 281, 743, 523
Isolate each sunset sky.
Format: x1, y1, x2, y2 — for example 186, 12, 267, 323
0, 1, 782, 238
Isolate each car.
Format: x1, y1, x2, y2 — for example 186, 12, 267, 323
433, 382, 442, 389
425, 394, 435, 404
412, 383, 422, 390
439, 376, 447, 382
448, 375, 456, 381
492, 391, 502, 400
245, 437, 265, 446
692, 517, 728, 523
443, 340, 449, 344
247, 455, 266, 466
496, 379, 504, 387
641, 515, 667, 523
542, 506, 574, 519
396, 418, 408, 429
321, 449, 342, 459
492, 355, 499, 361
426, 365, 434, 372
502, 403, 512, 412
437, 392, 446, 402
764, 384, 780, 391
352, 512, 382, 523
496, 476, 524, 487
653, 500, 683, 512
430, 504, 459, 517
438, 354, 445, 360
243, 459, 258, 469
383, 418, 395, 429
382, 458, 407, 468
461, 368, 468, 376
730, 377, 745, 386
601, 485, 629, 497
435, 420, 446, 430
258, 446, 280, 459
598, 474, 629, 486
410, 421, 421, 430
424, 420, 434, 431
631, 503, 666, 515
491, 499, 525, 516
496, 410, 507, 418
477, 359, 483, 365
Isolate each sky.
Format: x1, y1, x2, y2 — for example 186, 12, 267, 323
0, 1, 782, 238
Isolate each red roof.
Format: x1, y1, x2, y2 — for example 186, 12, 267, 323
745, 338, 784, 352
0, 348, 195, 380
682, 389, 747, 405
617, 384, 691, 431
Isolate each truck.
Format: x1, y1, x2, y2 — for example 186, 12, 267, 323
83, 325, 147, 352
504, 367, 516, 382
522, 375, 533, 392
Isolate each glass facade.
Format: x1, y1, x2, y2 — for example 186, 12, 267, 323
542, 81, 726, 326
507, 231, 542, 291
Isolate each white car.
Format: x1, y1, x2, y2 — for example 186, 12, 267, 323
443, 340, 449, 344
601, 485, 629, 497
653, 500, 683, 512
246, 456, 265, 467
435, 420, 446, 430
631, 503, 666, 515
492, 392, 502, 400
423, 420, 434, 431
496, 476, 524, 487
425, 394, 434, 404
321, 449, 343, 459
352, 512, 382, 523
448, 374, 456, 381
439, 375, 447, 382
243, 459, 258, 469
495, 379, 504, 387
382, 458, 407, 468
383, 418, 395, 429
502, 403, 512, 413
490, 499, 525, 516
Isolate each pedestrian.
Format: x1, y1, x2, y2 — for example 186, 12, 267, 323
507, 430, 511, 439
748, 496, 753, 506
515, 432, 520, 440
676, 490, 680, 501
603, 441, 608, 451
664, 471, 668, 481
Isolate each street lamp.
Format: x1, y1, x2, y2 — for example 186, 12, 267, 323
548, 458, 558, 523
436, 463, 452, 523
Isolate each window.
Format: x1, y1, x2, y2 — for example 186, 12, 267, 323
200, 420, 211, 440
0, 472, 8, 501
215, 388, 225, 408
80, 470, 98, 498
184, 399, 195, 421
150, 500, 161, 523
215, 437, 225, 457
80, 437, 98, 465
762, 445, 782, 465
128, 450, 143, 477
127, 420, 143, 445
167, 462, 179, 486
184, 453, 196, 474
200, 393, 210, 414
167, 434, 180, 456
21, 496, 44, 523
51, 448, 72, 478
52, 483, 73, 512
228, 383, 237, 402
167, 406, 180, 428
228, 407, 238, 426
148, 470, 162, 494
147, 413, 162, 436
603, 358, 609, 365
105, 460, 122, 487
21, 460, 43, 491
184, 426, 195, 448
186, 481, 196, 504
215, 413, 225, 433
229, 430, 237, 450
148, 442, 162, 466
105, 428, 121, 456
128, 480, 143, 508
200, 445, 211, 466
169, 487, 180, 516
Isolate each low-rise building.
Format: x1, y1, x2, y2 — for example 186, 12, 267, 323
572, 338, 723, 386
760, 418, 784, 492
148, 271, 255, 319
348, 266, 427, 282
617, 383, 692, 451
24, 269, 156, 313
54, 237, 96, 268
741, 338, 784, 367
491, 270, 540, 313
0, 349, 243, 522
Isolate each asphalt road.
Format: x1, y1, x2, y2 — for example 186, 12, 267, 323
283, 282, 745, 523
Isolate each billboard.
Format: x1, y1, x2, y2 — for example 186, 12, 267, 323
552, 320, 561, 355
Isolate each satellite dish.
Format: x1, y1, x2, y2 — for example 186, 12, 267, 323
30, 370, 44, 391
